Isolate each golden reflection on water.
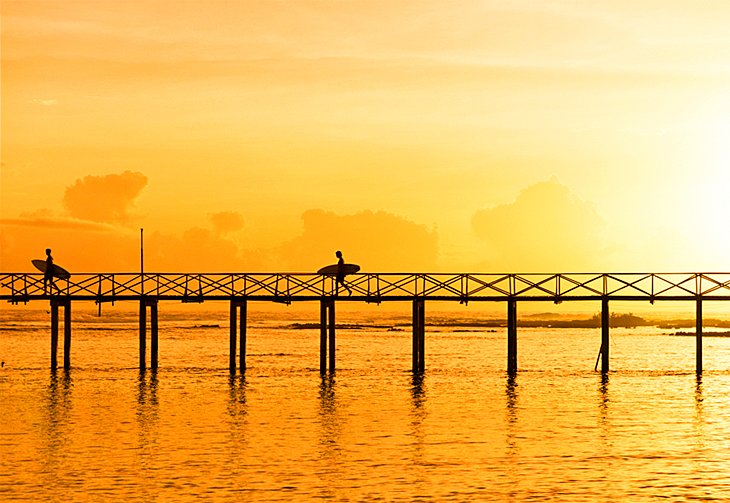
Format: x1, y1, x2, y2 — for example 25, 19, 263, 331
505, 372, 519, 450
4, 319, 730, 501
693, 374, 704, 452
42, 370, 73, 491
225, 374, 248, 488
504, 372, 520, 502
317, 374, 342, 499
409, 373, 427, 474
135, 370, 159, 499
227, 374, 248, 421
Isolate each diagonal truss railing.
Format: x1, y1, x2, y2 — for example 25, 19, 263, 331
1, 272, 730, 303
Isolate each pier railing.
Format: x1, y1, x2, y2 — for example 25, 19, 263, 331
2, 272, 730, 303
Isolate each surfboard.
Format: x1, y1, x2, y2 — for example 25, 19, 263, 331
317, 263, 360, 275
32, 259, 71, 280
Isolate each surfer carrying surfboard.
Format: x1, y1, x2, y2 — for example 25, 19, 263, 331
336, 250, 352, 296
43, 248, 62, 294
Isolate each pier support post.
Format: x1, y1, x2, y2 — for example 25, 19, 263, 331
412, 299, 425, 372
139, 298, 159, 371
320, 300, 336, 373
320, 300, 327, 373
229, 299, 247, 374
696, 298, 703, 374
50, 298, 71, 370
601, 298, 610, 373
419, 300, 425, 372
329, 300, 336, 372
139, 299, 147, 371
150, 300, 158, 370
229, 300, 236, 373
50, 299, 59, 370
507, 299, 517, 373
63, 299, 71, 370
239, 300, 247, 372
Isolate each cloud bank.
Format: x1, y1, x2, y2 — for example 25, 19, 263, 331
63, 171, 147, 224
210, 211, 245, 235
279, 209, 438, 272
471, 178, 605, 271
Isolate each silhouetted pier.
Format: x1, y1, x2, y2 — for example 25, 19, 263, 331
2, 272, 729, 373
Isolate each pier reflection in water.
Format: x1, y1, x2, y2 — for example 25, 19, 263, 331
41, 370, 73, 492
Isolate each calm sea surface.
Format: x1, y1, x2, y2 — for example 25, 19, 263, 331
2, 305, 730, 501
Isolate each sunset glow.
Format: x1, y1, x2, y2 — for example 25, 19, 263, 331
2, 1, 729, 273
3, 4, 730, 501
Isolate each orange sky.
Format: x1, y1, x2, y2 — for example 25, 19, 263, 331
2, 1, 730, 273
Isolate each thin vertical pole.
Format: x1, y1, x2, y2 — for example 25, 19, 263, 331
150, 300, 158, 370
50, 299, 59, 370
320, 300, 327, 373
239, 300, 247, 371
696, 298, 703, 374
412, 300, 421, 372
139, 299, 146, 371
229, 300, 237, 374
507, 299, 517, 373
418, 300, 426, 372
63, 300, 71, 370
601, 298, 610, 373
328, 301, 336, 372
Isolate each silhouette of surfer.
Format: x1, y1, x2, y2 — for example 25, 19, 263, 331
43, 248, 61, 294
335, 250, 352, 296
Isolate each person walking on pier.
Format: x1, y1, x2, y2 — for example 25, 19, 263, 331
43, 248, 61, 294
336, 250, 352, 296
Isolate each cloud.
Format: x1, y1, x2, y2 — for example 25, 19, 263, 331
0, 219, 263, 273
278, 209, 438, 272
145, 227, 265, 272
0, 221, 138, 272
210, 211, 244, 234
63, 171, 147, 224
30, 98, 59, 106
1, 216, 116, 232
471, 178, 605, 271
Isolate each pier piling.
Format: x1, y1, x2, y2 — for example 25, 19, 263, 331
229, 299, 247, 374
229, 300, 236, 373
239, 300, 247, 372
50, 298, 72, 370
601, 298, 609, 373
507, 299, 517, 373
139, 300, 147, 370
150, 300, 158, 370
696, 298, 703, 374
139, 298, 158, 371
63, 299, 71, 370
412, 299, 425, 372
328, 300, 336, 372
320, 301, 327, 373
320, 300, 336, 373
50, 299, 59, 370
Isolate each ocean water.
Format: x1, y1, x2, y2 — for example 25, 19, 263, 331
2, 305, 730, 501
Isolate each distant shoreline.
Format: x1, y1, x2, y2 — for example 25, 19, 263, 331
669, 331, 730, 337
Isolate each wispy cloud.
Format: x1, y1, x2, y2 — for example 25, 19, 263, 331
1, 216, 116, 232
30, 98, 58, 106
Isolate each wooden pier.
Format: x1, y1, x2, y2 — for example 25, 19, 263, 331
2, 272, 729, 374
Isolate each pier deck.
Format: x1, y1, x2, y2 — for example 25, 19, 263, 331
2, 272, 729, 374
